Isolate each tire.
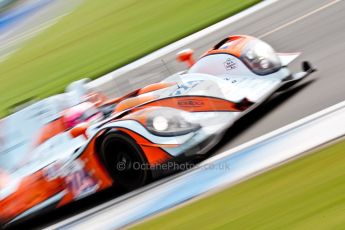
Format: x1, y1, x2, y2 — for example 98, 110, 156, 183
100, 132, 149, 191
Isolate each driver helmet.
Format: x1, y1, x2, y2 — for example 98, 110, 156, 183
63, 102, 103, 129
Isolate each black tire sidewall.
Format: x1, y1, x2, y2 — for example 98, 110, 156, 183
100, 132, 149, 191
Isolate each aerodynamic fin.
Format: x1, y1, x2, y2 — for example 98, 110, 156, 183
277, 52, 301, 66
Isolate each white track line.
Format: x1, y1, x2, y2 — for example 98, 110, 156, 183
259, 0, 342, 38
0, 14, 68, 49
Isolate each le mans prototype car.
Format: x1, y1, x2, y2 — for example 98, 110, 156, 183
0, 35, 315, 226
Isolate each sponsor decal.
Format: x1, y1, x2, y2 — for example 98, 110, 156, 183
224, 58, 237, 71
223, 76, 238, 83
177, 99, 204, 107
170, 80, 201, 96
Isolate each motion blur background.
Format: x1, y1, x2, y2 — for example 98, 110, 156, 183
1, 0, 344, 229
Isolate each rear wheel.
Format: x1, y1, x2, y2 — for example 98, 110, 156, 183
100, 132, 149, 191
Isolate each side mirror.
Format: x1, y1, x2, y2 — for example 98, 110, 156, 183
176, 49, 195, 67
70, 123, 89, 139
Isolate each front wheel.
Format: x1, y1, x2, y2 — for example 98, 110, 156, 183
100, 132, 149, 191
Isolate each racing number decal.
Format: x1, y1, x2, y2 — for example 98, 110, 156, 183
65, 160, 99, 200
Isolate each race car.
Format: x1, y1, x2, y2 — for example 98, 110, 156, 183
0, 35, 315, 226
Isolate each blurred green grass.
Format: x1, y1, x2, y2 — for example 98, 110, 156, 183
0, 0, 259, 116
132, 141, 345, 230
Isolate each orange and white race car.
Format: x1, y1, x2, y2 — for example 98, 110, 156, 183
0, 35, 315, 226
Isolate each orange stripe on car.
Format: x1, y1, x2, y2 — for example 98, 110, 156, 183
58, 137, 113, 207
203, 35, 254, 58
35, 117, 67, 146
115, 95, 159, 113
0, 171, 64, 222
141, 96, 243, 112
138, 82, 176, 95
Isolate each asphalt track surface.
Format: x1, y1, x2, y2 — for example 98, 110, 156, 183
8, 0, 345, 228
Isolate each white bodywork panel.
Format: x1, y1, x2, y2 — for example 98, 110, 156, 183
188, 54, 253, 76
160, 68, 288, 103
277, 53, 300, 66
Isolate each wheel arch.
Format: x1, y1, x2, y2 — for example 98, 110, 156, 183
94, 128, 148, 165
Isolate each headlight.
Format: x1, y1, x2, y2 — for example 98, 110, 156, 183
152, 116, 169, 131
145, 108, 201, 136
241, 39, 281, 75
